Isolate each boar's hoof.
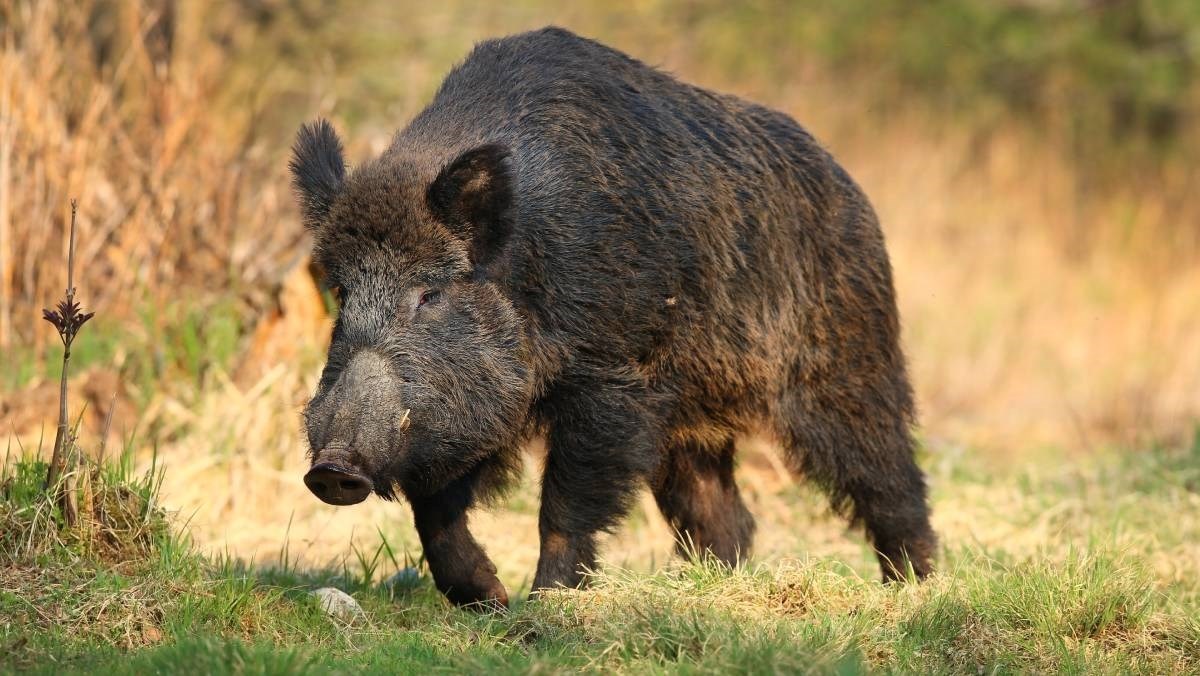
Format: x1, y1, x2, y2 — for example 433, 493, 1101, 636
304, 463, 373, 505
453, 582, 509, 613
441, 572, 509, 612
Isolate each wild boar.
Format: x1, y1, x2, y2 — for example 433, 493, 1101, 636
292, 27, 936, 608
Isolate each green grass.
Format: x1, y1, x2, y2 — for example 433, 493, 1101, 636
791, 0, 1200, 156
3, 432, 1198, 674
1, 295, 246, 400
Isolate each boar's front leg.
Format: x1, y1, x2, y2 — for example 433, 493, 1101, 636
532, 376, 659, 592
411, 473, 507, 610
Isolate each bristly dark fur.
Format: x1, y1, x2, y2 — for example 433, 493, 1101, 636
290, 26, 937, 609
290, 119, 346, 228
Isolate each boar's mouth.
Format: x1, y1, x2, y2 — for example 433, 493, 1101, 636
304, 462, 374, 506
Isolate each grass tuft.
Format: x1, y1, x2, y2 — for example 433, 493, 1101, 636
0, 448, 168, 567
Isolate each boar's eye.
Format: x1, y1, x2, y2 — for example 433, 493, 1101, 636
417, 289, 441, 309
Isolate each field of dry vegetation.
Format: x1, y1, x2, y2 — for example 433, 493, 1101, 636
2, 1, 1199, 672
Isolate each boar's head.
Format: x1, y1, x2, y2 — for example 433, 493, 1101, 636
289, 120, 532, 505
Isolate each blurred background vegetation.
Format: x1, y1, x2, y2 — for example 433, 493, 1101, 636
1, 0, 1198, 562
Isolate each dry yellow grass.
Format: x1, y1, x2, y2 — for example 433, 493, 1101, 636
0, 1, 299, 348
2, 1, 1198, 581
140, 363, 1200, 596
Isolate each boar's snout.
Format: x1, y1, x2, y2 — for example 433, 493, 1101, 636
304, 349, 409, 504
304, 462, 373, 505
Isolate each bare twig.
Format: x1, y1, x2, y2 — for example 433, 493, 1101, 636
43, 199, 94, 525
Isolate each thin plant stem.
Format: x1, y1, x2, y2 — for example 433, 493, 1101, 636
42, 199, 92, 526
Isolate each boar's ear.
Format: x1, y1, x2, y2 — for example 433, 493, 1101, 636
427, 144, 514, 272
289, 119, 346, 230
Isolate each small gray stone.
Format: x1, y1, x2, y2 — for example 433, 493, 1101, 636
312, 587, 363, 621
384, 567, 424, 592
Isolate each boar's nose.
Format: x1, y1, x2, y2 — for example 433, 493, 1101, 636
304, 463, 373, 506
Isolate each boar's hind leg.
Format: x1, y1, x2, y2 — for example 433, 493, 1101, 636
532, 378, 660, 593
777, 393, 936, 582
411, 473, 508, 610
652, 436, 755, 566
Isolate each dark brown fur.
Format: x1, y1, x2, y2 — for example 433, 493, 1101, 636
291, 27, 936, 608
